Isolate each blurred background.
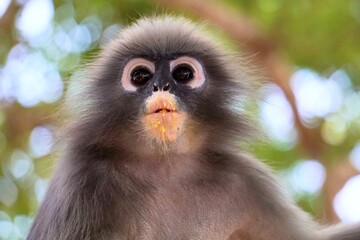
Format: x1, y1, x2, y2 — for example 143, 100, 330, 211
0, 0, 360, 239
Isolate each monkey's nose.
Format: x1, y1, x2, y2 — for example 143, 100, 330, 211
153, 83, 170, 92
162, 83, 170, 91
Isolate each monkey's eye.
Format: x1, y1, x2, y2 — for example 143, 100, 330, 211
131, 68, 153, 86
170, 56, 205, 89
121, 58, 155, 92
172, 65, 194, 84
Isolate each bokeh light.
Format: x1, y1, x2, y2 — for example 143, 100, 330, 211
350, 142, 360, 172
16, 0, 54, 40
334, 175, 360, 223
260, 84, 297, 149
0, 0, 11, 18
29, 126, 54, 158
291, 69, 343, 124
1, 44, 63, 106
0, 211, 13, 239
10, 150, 34, 179
13, 215, 32, 239
284, 160, 326, 197
0, 211, 31, 239
321, 114, 347, 146
34, 178, 48, 203
0, 177, 18, 207
101, 24, 122, 46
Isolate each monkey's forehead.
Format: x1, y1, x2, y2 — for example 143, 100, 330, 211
104, 16, 217, 60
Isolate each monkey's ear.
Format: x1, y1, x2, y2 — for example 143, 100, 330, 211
121, 58, 155, 92
170, 56, 206, 89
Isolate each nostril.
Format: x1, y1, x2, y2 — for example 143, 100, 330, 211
163, 83, 170, 91
153, 84, 159, 92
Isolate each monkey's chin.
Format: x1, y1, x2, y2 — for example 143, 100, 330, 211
142, 111, 186, 144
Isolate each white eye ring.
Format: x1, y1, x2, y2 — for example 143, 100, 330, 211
170, 56, 205, 89
121, 58, 155, 92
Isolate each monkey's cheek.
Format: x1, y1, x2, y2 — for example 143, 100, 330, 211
142, 112, 186, 143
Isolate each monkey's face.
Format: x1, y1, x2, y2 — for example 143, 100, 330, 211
90, 17, 246, 153
120, 56, 206, 144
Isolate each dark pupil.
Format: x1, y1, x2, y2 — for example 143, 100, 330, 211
172, 66, 193, 83
131, 68, 152, 85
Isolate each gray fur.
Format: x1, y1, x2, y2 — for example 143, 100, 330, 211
27, 16, 360, 240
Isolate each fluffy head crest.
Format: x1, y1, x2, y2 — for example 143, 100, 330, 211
105, 16, 212, 58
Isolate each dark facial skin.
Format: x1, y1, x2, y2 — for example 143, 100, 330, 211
27, 17, 360, 240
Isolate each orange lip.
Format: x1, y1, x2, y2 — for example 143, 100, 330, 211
146, 92, 177, 114
143, 92, 185, 143
148, 103, 177, 115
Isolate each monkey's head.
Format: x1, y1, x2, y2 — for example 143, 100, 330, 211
76, 16, 253, 156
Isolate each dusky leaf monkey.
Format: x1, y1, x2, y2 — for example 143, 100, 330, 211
27, 16, 360, 240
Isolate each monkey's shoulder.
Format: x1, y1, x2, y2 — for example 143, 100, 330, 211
202, 150, 276, 181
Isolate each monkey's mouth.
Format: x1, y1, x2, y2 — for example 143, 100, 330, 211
142, 92, 185, 143
154, 108, 173, 114
148, 101, 177, 115
151, 107, 177, 115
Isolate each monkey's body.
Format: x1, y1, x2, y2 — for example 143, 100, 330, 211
27, 17, 360, 240
28, 150, 316, 240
